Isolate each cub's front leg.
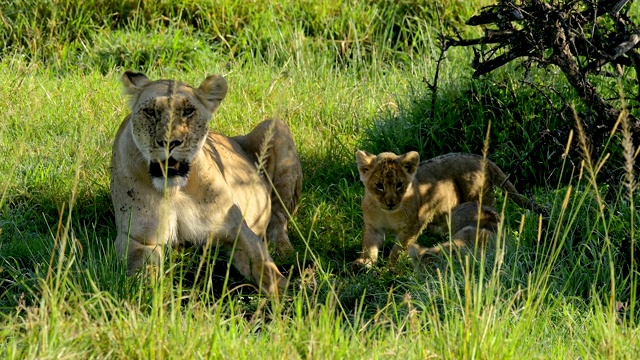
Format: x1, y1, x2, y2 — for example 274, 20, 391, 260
388, 228, 420, 266
355, 222, 385, 267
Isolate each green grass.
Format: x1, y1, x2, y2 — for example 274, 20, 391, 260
1, 0, 640, 358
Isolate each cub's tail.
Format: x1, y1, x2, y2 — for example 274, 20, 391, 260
484, 159, 533, 209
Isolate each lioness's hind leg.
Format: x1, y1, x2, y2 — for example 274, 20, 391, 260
234, 119, 303, 258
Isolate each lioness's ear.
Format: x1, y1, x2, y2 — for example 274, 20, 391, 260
121, 71, 150, 96
356, 150, 376, 180
399, 151, 419, 175
197, 75, 228, 113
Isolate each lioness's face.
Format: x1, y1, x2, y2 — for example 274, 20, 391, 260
356, 150, 420, 211
121, 71, 228, 190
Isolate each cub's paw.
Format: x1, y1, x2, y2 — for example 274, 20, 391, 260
351, 257, 374, 270
408, 244, 439, 270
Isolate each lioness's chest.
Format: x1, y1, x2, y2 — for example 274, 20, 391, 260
167, 177, 270, 245
156, 191, 229, 245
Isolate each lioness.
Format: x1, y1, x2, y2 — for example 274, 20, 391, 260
354, 150, 528, 267
111, 71, 302, 295
409, 201, 499, 268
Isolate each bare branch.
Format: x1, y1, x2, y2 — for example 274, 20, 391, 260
629, 49, 640, 101
610, 28, 640, 60
444, 0, 640, 135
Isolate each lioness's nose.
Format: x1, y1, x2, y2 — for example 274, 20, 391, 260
157, 140, 184, 150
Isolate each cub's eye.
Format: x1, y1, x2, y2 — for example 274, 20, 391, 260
375, 183, 384, 191
142, 108, 156, 118
182, 107, 195, 117
396, 182, 404, 190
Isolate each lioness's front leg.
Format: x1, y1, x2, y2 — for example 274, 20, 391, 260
233, 119, 303, 258
226, 221, 288, 295
115, 233, 163, 276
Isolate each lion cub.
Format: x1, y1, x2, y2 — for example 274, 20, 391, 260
409, 201, 499, 268
354, 150, 528, 267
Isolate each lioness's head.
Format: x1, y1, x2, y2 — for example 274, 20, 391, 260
121, 71, 228, 190
356, 150, 420, 211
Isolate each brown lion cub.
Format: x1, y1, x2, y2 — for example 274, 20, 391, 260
409, 201, 499, 268
354, 151, 528, 267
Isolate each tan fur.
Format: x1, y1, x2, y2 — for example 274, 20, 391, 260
354, 150, 528, 267
111, 71, 302, 295
408, 202, 499, 269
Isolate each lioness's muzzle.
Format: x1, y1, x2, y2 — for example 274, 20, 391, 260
149, 157, 190, 178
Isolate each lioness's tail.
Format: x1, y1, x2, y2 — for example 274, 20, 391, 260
484, 159, 532, 209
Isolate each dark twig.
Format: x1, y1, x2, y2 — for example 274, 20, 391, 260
630, 49, 640, 101
610, 28, 640, 60
425, 48, 447, 118
424, 5, 449, 119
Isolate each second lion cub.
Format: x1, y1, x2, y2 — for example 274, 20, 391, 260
409, 201, 500, 268
354, 150, 528, 267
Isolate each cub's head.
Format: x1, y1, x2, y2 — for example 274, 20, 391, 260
121, 71, 228, 190
356, 150, 420, 211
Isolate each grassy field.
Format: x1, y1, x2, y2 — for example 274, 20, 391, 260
1, 0, 640, 358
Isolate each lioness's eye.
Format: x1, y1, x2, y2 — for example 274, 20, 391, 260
182, 107, 195, 117
143, 108, 156, 118
375, 183, 384, 191
396, 182, 404, 190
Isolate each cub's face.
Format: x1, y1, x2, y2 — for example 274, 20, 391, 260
356, 150, 420, 211
121, 71, 228, 190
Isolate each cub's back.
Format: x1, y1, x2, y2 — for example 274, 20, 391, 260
416, 153, 495, 207
416, 153, 486, 181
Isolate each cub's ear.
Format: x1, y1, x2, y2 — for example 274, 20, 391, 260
121, 71, 150, 96
399, 151, 419, 175
356, 150, 376, 180
196, 74, 228, 113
